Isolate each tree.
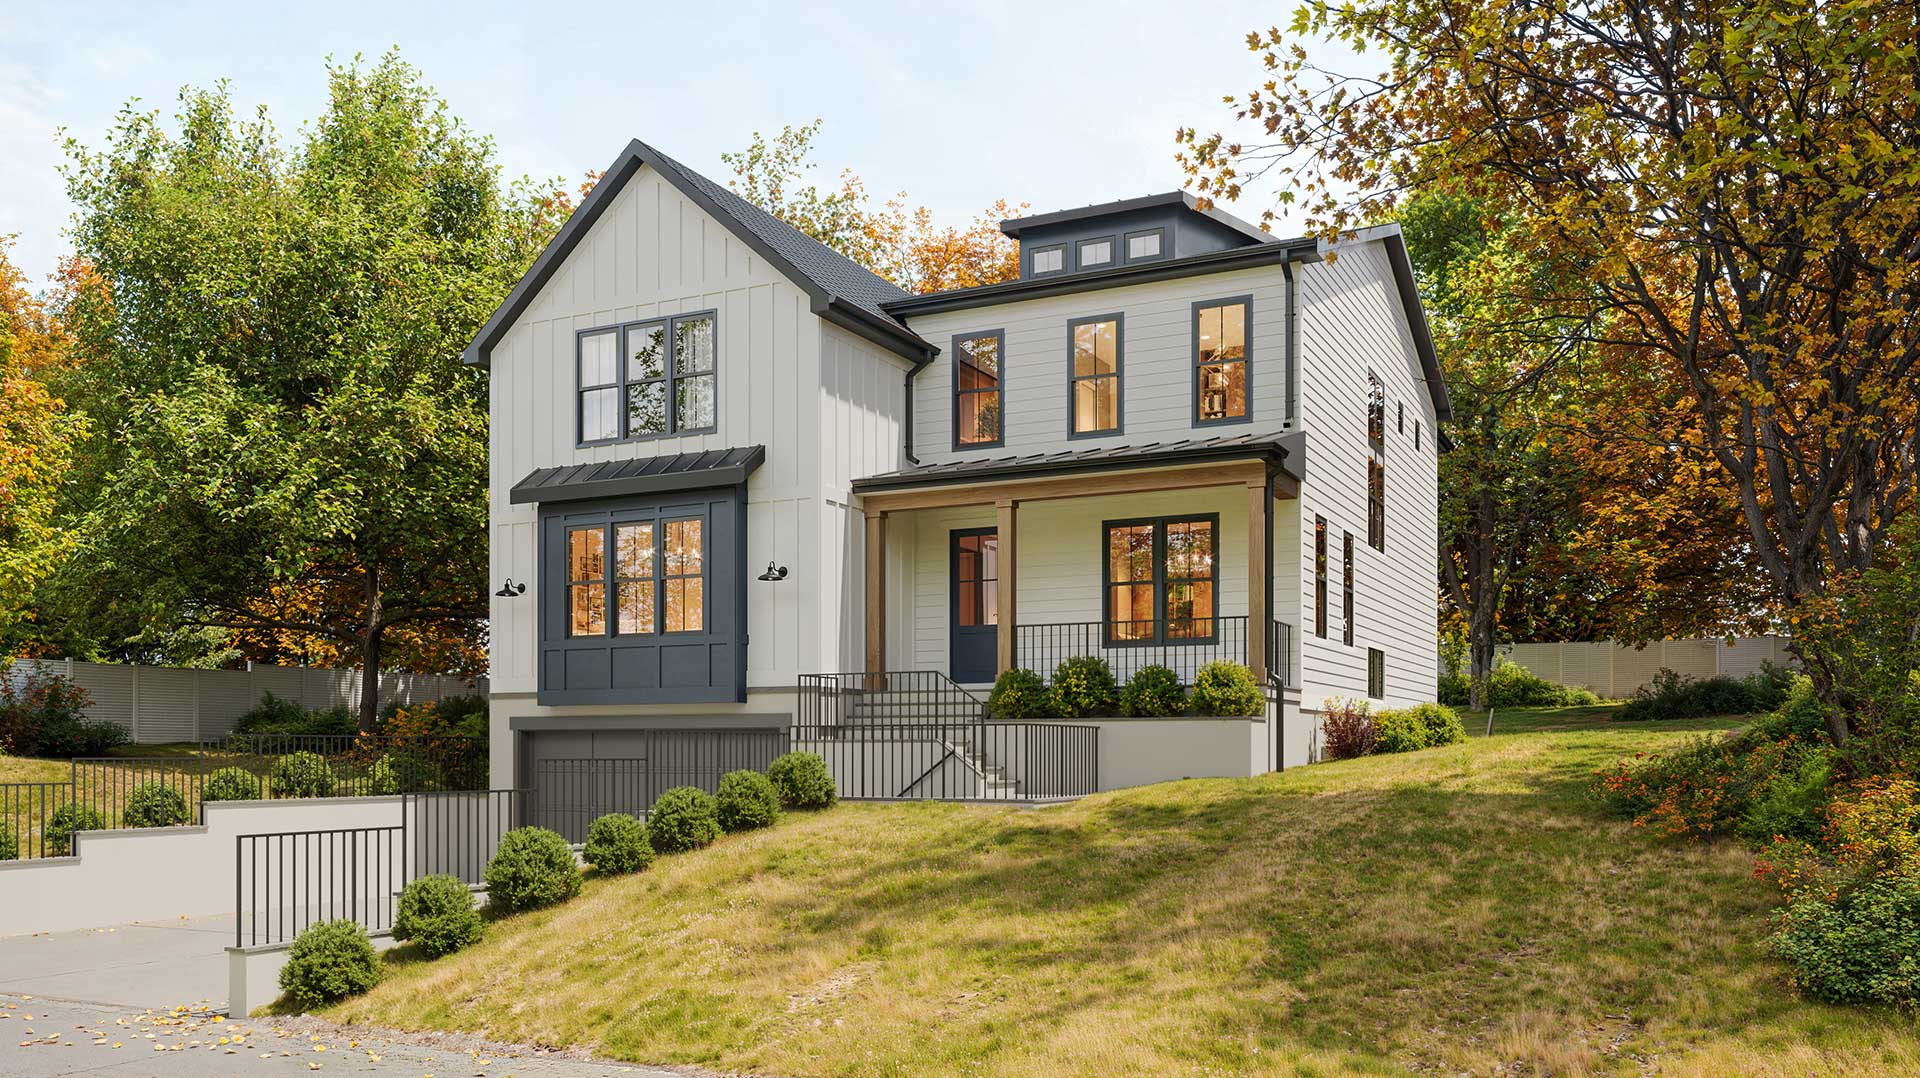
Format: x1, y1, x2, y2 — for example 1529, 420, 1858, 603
55, 53, 549, 730
0, 237, 82, 644
1182, 0, 1920, 743
724, 121, 1023, 293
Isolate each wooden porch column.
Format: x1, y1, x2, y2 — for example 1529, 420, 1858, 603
865, 510, 887, 675
1246, 482, 1269, 685
996, 498, 1018, 676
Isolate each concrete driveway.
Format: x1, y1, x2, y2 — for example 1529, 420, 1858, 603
0, 919, 684, 1077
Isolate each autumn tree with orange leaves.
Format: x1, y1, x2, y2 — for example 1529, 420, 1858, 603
1183, 0, 1919, 742
0, 237, 83, 642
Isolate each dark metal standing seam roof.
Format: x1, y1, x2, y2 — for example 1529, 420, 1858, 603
849, 433, 1303, 494
510, 446, 767, 504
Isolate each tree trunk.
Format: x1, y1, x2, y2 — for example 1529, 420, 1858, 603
358, 565, 384, 735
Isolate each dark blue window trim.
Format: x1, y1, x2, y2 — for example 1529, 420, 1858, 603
951, 329, 1007, 452
1192, 295, 1255, 429
575, 308, 719, 447
1066, 312, 1124, 440
1099, 513, 1222, 648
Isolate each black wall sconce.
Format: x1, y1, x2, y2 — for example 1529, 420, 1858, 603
494, 578, 527, 598
758, 561, 789, 582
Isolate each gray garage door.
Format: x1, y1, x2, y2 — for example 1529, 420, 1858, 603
526, 727, 788, 842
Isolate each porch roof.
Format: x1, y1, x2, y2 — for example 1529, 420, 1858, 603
850, 432, 1303, 495
510, 445, 766, 504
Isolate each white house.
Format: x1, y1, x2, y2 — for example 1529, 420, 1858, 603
468, 140, 1447, 815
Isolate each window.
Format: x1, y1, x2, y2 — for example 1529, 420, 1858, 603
1194, 298, 1250, 424
1342, 531, 1354, 646
1397, 400, 1405, 434
1367, 648, 1385, 699
567, 526, 606, 637
955, 531, 999, 628
1313, 516, 1328, 639
1415, 421, 1422, 452
953, 331, 1004, 448
1077, 237, 1115, 268
1125, 229, 1164, 261
1069, 315, 1122, 436
1103, 516, 1217, 645
577, 310, 715, 444
562, 516, 705, 637
1368, 458, 1386, 551
1031, 245, 1065, 275
1367, 371, 1385, 452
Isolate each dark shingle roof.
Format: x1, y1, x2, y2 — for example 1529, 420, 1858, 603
510, 446, 766, 504
851, 432, 1304, 493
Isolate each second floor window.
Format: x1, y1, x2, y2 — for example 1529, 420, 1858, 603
1368, 458, 1386, 551
1195, 298, 1250, 423
954, 331, 1004, 447
1367, 371, 1385, 452
577, 311, 715, 444
1314, 515, 1328, 639
1070, 315, 1122, 436
1077, 237, 1114, 268
1342, 531, 1355, 646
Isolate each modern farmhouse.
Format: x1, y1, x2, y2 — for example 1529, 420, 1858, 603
469, 140, 1447, 812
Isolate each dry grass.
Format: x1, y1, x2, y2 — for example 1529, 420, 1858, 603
326, 713, 1920, 1076
0, 753, 70, 785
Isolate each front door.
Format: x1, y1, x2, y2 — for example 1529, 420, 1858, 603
949, 528, 999, 684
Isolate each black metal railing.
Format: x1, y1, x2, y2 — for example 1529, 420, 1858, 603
527, 729, 787, 843
1268, 619, 1294, 690
203, 734, 487, 796
1016, 616, 1253, 685
0, 781, 77, 859
796, 670, 988, 734
234, 825, 405, 947
407, 788, 528, 885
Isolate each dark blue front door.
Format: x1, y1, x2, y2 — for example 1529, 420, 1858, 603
949, 528, 999, 684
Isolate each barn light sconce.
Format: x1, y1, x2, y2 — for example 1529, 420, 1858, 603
758, 561, 790, 582
495, 578, 527, 598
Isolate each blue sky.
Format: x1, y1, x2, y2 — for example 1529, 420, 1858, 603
0, 1, 1352, 287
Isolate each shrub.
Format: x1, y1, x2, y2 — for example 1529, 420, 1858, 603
583, 813, 654, 874
270, 751, 337, 798
1437, 671, 1470, 708
648, 786, 721, 852
392, 874, 483, 958
1485, 658, 1587, 708
1737, 747, 1834, 844
1049, 656, 1120, 718
0, 662, 124, 758
1321, 698, 1375, 760
1121, 665, 1187, 717
1189, 661, 1264, 717
0, 827, 15, 861
278, 920, 380, 1008
988, 668, 1055, 720
1373, 703, 1467, 754
483, 827, 581, 912
46, 803, 106, 855
367, 752, 441, 795
202, 766, 263, 802
767, 752, 837, 809
1617, 666, 1793, 723
1592, 731, 1829, 840
235, 693, 357, 738
716, 770, 781, 833
381, 696, 488, 741
1750, 675, 1832, 742
1773, 878, 1920, 1006
122, 783, 189, 828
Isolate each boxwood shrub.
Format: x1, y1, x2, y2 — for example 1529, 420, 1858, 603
716, 770, 781, 833
1372, 703, 1467, 754
123, 783, 189, 828
648, 786, 721, 852
988, 668, 1054, 720
767, 751, 836, 809
583, 813, 654, 874
46, 802, 106, 855
1049, 656, 1119, 718
202, 766, 262, 802
278, 919, 380, 1008
1121, 665, 1187, 717
0, 827, 17, 861
1189, 661, 1264, 717
393, 874, 483, 958
269, 751, 337, 799
483, 826, 581, 912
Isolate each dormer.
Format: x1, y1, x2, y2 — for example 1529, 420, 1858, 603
1000, 192, 1273, 281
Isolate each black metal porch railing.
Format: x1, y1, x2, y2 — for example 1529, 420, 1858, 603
1014, 616, 1297, 690
1268, 618, 1294, 690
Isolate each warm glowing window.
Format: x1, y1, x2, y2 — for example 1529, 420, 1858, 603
955, 532, 999, 628
1313, 516, 1328, 639
1070, 316, 1121, 436
565, 517, 704, 636
954, 331, 1003, 447
1104, 517, 1217, 645
567, 526, 606, 637
663, 519, 705, 633
614, 523, 656, 635
1195, 299, 1249, 423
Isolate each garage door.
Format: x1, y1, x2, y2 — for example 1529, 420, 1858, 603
526, 727, 788, 842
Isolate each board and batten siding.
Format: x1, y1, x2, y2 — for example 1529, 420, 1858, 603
487, 164, 844, 700
1291, 239, 1441, 713
819, 324, 912, 674
899, 264, 1294, 463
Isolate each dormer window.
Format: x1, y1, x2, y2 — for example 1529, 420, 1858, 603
1030, 244, 1065, 276
1077, 237, 1114, 269
1125, 228, 1164, 261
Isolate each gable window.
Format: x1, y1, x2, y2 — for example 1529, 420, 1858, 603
1313, 515, 1328, 639
1125, 229, 1164, 261
563, 515, 707, 638
953, 331, 1004, 448
1077, 237, 1114, 269
577, 310, 716, 444
1069, 315, 1122, 437
1368, 458, 1386, 551
1342, 531, 1355, 646
1031, 244, 1065, 276
1104, 516, 1217, 646
1368, 648, 1385, 699
1194, 297, 1251, 424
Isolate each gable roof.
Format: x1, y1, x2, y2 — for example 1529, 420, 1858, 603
463, 140, 932, 368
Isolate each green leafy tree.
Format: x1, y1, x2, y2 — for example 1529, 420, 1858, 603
55, 53, 556, 729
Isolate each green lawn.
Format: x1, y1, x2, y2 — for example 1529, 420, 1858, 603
322, 710, 1918, 1076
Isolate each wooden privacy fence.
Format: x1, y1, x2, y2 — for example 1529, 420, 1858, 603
1501, 636, 1796, 699
2, 658, 487, 744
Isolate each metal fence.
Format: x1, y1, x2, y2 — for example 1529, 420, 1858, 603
0, 781, 77, 859
528, 729, 788, 843
1015, 616, 1293, 688
234, 825, 406, 947
408, 789, 527, 885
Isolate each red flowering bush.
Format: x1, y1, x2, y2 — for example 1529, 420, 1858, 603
1321, 697, 1375, 760
1592, 731, 1826, 840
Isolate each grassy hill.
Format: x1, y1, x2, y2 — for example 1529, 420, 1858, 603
328, 711, 1920, 1076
